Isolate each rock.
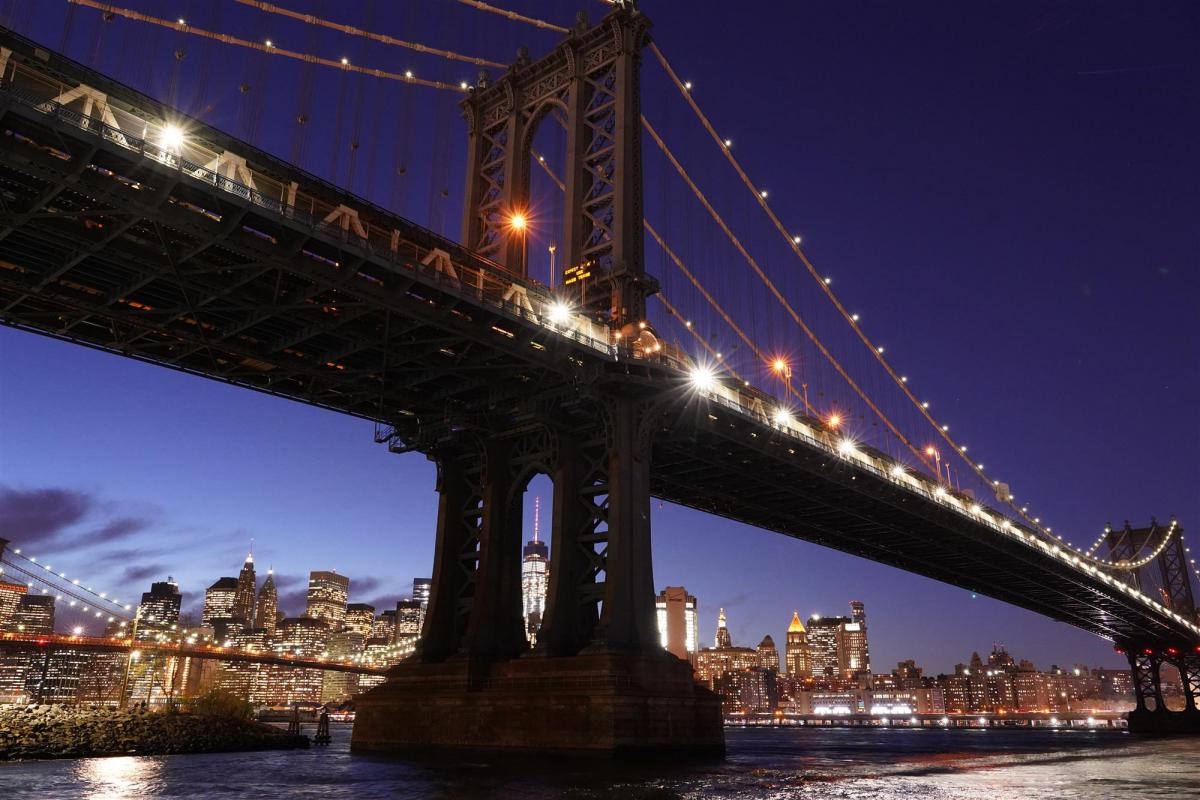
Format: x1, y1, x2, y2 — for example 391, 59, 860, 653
0, 706, 308, 761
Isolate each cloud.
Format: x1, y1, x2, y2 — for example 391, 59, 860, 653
121, 564, 168, 584
93, 516, 153, 543
0, 486, 92, 545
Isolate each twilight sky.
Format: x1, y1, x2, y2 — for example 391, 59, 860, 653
0, 1, 1197, 675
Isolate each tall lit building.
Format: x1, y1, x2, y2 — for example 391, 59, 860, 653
694, 609, 759, 688
784, 612, 811, 677
655, 586, 699, 661
273, 616, 330, 704
345, 603, 376, 638
305, 570, 350, 629
843, 601, 870, 680
521, 497, 549, 642
0, 580, 29, 629
806, 614, 848, 679
412, 578, 431, 609
757, 635, 780, 672
14, 594, 55, 634
233, 553, 256, 625
137, 579, 181, 633
395, 600, 423, 647
255, 569, 278, 637
202, 577, 238, 629
371, 609, 397, 643
715, 608, 732, 648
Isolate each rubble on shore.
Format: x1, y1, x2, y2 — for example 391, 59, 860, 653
0, 705, 309, 761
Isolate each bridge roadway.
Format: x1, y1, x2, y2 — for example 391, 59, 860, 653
0, 30, 1195, 652
0, 631, 388, 675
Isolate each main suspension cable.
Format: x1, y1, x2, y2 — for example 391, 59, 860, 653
641, 115, 930, 468
68, 1, 468, 92
451, 0, 570, 34
235, 0, 506, 69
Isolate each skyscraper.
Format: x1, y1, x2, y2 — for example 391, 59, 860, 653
255, 568, 278, 637
14, 594, 54, 634
757, 635, 780, 672
394, 600, 423, 647
806, 614, 849, 679
345, 603, 376, 638
137, 579, 181, 633
233, 552, 256, 625
784, 611, 811, 678
715, 608, 732, 649
412, 578, 431, 609
0, 580, 28, 629
371, 609, 397, 643
306, 570, 350, 629
521, 497, 549, 642
843, 601, 870, 680
203, 577, 238, 629
655, 586, 699, 661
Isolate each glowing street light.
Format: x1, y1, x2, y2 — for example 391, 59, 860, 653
689, 364, 717, 393
827, 413, 841, 429
547, 300, 571, 327
508, 211, 529, 276
159, 124, 185, 152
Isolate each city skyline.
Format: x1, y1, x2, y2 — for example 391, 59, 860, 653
1, 0, 1196, 678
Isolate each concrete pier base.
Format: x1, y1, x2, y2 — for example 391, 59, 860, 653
1127, 708, 1200, 735
351, 652, 724, 757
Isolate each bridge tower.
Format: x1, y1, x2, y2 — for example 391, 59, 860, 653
1109, 520, 1200, 734
458, 0, 655, 326
352, 1, 722, 757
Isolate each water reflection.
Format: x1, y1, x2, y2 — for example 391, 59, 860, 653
73, 755, 164, 799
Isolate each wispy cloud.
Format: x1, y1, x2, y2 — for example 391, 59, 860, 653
0, 486, 92, 545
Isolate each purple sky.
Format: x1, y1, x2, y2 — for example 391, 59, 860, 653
1, 1, 1197, 675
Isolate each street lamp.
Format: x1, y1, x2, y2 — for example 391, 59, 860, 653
926, 446, 950, 485
548, 241, 557, 287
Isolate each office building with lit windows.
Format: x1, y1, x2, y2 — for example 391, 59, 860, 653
655, 586, 698, 661
305, 570, 350, 629
137, 579, 181, 634
202, 577, 238, 630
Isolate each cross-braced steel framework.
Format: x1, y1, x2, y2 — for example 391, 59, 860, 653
460, 3, 653, 325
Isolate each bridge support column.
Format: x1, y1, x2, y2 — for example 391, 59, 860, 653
590, 394, 658, 652
1125, 646, 1200, 734
463, 437, 528, 662
536, 430, 605, 656
416, 446, 483, 663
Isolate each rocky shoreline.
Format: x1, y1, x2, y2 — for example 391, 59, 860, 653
0, 705, 309, 761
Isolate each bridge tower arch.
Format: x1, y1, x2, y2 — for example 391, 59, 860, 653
459, 0, 653, 327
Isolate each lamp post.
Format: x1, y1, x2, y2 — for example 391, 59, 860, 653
548, 241, 556, 287
925, 446, 944, 485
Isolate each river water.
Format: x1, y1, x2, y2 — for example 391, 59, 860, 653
3, 724, 1198, 799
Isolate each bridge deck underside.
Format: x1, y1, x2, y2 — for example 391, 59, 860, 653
0, 78, 1193, 651
0, 93, 584, 428
653, 411, 1185, 646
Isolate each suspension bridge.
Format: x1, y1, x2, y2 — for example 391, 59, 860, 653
0, 0, 1195, 751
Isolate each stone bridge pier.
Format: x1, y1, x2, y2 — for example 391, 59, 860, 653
351, 387, 723, 756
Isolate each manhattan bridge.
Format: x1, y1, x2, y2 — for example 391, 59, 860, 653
0, 0, 1195, 752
